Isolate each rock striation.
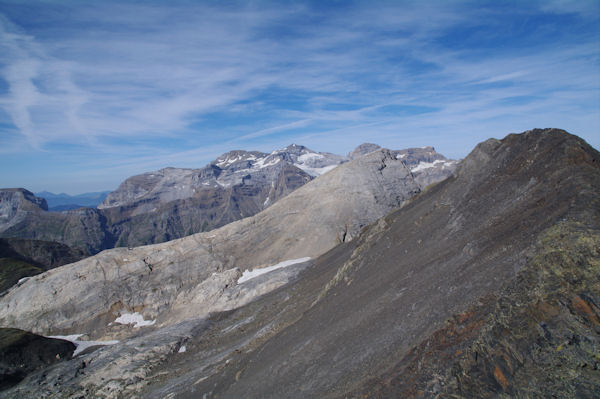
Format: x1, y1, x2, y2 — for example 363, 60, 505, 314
393, 145, 457, 187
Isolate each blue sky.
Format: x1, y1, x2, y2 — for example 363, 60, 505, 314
0, 0, 598, 194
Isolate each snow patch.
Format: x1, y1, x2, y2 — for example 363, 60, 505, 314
216, 155, 242, 168
396, 153, 407, 159
49, 334, 119, 356
17, 277, 30, 286
51, 333, 83, 341
178, 345, 187, 353
237, 257, 311, 284
114, 312, 156, 328
411, 159, 447, 172
297, 152, 324, 163
254, 157, 281, 169
295, 163, 338, 177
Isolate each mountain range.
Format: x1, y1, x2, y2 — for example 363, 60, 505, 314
34, 191, 111, 212
0, 128, 597, 398
0, 144, 455, 256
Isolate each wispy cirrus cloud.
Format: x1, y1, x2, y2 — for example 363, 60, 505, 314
0, 0, 598, 193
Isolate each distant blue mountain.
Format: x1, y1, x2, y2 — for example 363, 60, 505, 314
35, 191, 111, 211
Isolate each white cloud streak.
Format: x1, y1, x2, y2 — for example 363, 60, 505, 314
0, 1, 597, 193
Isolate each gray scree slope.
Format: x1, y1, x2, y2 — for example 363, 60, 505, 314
139, 128, 599, 399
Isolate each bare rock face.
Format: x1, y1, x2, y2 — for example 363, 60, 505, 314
20, 130, 586, 399
349, 143, 459, 188
208, 148, 421, 267
2, 128, 592, 399
347, 142, 381, 160
98, 144, 344, 211
0, 192, 111, 255
0, 189, 47, 232
1, 129, 593, 398
394, 146, 458, 188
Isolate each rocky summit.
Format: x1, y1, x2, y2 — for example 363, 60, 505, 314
1, 129, 595, 398
97, 144, 345, 211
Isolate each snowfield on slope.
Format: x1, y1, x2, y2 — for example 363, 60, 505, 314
48, 334, 120, 356
114, 312, 156, 328
238, 257, 311, 284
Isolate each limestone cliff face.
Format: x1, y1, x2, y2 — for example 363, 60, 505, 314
101, 163, 315, 248
95, 145, 346, 247
394, 145, 458, 188
98, 144, 343, 211
208, 148, 421, 267
0, 148, 429, 397
0, 203, 112, 255
0, 189, 47, 232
